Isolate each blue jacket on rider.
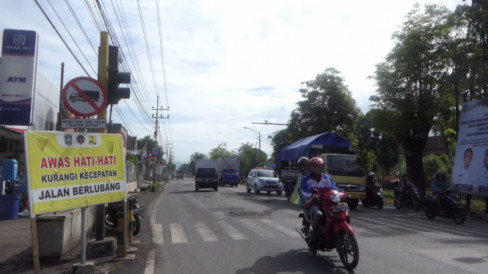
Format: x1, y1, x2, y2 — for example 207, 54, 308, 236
432, 179, 450, 195
300, 173, 339, 199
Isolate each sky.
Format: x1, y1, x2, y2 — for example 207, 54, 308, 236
0, 0, 460, 165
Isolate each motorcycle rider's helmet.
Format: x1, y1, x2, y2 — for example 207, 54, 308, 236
435, 171, 447, 181
402, 174, 409, 181
297, 157, 310, 170
309, 157, 324, 167
309, 157, 324, 174
367, 172, 376, 182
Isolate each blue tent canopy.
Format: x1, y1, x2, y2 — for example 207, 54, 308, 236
277, 132, 353, 163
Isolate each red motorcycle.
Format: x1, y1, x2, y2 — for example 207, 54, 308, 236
296, 189, 359, 270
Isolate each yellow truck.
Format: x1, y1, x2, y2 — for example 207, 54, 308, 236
278, 132, 366, 209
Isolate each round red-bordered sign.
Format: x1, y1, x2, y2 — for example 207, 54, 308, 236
62, 77, 108, 117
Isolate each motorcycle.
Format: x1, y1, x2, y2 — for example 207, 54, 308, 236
361, 184, 384, 209
296, 189, 359, 270
105, 196, 144, 235
393, 181, 422, 211
424, 190, 465, 225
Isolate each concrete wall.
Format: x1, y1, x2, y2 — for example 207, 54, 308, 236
36, 207, 95, 258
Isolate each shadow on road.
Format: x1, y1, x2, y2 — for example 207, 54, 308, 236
235, 248, 353, 274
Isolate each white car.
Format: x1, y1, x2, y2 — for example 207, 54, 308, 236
246, 168, 283, 196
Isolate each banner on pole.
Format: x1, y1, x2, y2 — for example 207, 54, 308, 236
24, 131, 126, 216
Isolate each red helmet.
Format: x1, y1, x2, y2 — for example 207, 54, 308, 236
309, 157, 324, 168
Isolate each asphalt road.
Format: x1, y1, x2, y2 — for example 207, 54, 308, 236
123, 178, 488, 274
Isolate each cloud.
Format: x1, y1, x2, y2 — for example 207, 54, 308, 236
0, 0, 459, 163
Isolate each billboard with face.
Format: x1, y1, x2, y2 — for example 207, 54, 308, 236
452, 100, 488, 195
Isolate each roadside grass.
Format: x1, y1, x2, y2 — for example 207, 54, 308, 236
147, 182, 161, 192
465, 196, 487, 213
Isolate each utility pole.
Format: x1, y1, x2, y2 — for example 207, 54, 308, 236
151, 95, 169, 186
165, 142, 173, 177
243, 127, 261, 167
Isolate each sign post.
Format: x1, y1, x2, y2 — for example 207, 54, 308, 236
62, 77, 107, 118
24, 131, 126, 271
0, 29, 39, 125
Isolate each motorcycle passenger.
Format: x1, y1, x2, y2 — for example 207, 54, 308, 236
365, 172, 378, 201
290, 157, 310, 207
432, 171, 451, 213
300, 156, 339, 252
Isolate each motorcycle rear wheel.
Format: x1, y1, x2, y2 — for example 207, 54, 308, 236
336, 231, 359, 270
425, 207, 436, 220
394, 199, 402, 210
452, 207, 466, 225
377, 198, 384, 210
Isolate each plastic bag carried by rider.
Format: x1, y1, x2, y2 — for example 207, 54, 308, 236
289, 157, 310, 206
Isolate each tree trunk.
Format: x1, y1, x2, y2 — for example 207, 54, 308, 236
403, 137, 427, 195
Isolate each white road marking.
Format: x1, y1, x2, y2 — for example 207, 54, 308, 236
195, 222, 218, 242
144, 249, 155, 274
152, 223, 164, 245
170, 223, 188, 243
260, 218, 299, 238
218, 221, 247, 240
238, 219, 276, 238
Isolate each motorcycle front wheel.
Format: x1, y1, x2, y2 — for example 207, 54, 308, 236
105, 208, 117, 229
452, 207, 466, 225
336, 231, 359, 270
133, 214, 142, 235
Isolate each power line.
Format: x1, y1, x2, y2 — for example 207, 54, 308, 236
35, 0, 173, 143
34, 0, 92, 77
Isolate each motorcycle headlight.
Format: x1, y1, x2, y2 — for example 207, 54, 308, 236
330, 193, 341, 203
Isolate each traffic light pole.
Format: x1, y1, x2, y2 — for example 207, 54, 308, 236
95, 32, 109, 242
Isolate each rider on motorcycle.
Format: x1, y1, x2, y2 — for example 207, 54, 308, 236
432, 171, 451, 213
398, 174, 416, 200
300, 156, 339, 251
365, 172, 378, 200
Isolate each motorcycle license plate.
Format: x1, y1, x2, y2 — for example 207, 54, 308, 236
332, 204, 349, 212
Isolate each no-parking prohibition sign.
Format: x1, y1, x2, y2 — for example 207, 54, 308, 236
62, 77, 108, 117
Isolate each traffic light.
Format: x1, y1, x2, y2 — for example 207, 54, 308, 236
108, 45, 131, 104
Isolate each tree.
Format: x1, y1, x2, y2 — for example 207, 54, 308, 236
209, 144, 234, 159
166, 161, 176, 176
355, 112, 399, 176
269, 129, 291, 159
461, 0, 488, 96
137, 135, 163, 162
189, 152, 207, 172
238, 142, 267, 176
177, 163, 190, 172
370, 4, 454, 193
287, 68, 361, 143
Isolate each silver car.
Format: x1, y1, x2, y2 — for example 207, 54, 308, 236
247, 168, 283, 196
